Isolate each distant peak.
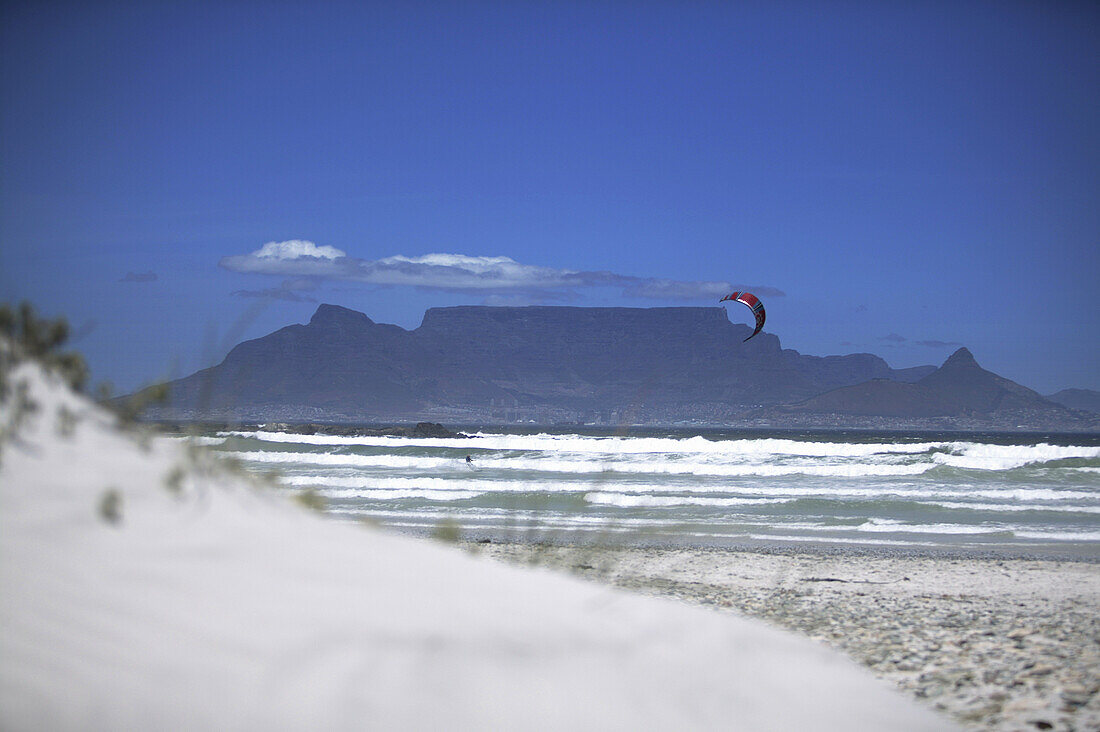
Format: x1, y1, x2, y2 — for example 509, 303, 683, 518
309, 304, 373, 326
941, 347, 978, 369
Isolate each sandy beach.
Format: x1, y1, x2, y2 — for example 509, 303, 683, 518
475, 541, 1100, 731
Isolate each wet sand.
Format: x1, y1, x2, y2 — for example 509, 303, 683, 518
474, 541, 1100, 731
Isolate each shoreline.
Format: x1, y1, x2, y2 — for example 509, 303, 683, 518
470, 539, 1100, 731
447, 530, 1100, 563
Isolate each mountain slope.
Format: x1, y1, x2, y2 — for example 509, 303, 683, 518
1045, 389, 1100, 415
778, 348, 1092, 428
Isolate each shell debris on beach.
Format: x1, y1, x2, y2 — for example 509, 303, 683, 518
478, 543, 1100, 732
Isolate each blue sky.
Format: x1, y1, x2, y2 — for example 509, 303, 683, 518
2, 0, 1097, 394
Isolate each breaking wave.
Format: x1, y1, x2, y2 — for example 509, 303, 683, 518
584, 492, 790, 508
218, 427, 1100, 549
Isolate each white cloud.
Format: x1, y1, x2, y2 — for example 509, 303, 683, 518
253, 240, 346, 260
220, 241, 785, 302
220, 241, 349, 278
365, 254, 577, 290
386, 253, 517, 270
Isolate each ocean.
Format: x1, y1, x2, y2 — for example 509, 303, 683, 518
199, 427, 1100, 555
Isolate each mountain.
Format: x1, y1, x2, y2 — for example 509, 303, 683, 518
1045, 388, 1100, 415
152, 303, 934, 424
772, 348, 1095, 429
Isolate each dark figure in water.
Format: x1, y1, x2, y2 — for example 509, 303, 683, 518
465, 455, 473, 464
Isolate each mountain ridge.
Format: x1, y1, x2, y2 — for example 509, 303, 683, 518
147, 304, 1092, 430
1045, 388, 1100, 415
767, 346, 1093, 428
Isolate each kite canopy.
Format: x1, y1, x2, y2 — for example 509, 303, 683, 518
720, 291, 766, 342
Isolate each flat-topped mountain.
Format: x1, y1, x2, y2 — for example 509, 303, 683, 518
771, 347, 1094, 428
153, 303, 933, 424
147, 304, 1094, 429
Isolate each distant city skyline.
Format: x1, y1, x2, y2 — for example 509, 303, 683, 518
2, 1, 1097, 394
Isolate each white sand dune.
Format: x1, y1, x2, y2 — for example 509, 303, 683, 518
0, 363, 953, 731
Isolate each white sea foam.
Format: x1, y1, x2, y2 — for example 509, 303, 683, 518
309, 488, 483, 501
219, 429, 1100, 547
166, 435, 227, 446
697, 462, 934, 477
225, 431, 1098, 465
232, 449, 937, 478
277, 473, 1099, 504
856, 518, 1009, 535
1012, 530, 1100, 542
282, 475, 693, 495
223, 430, 948, 457
932, 501, 1100, 514
935, 442, 1100, 470
327, 506, 1098, 544
227, 451, 454, 469
225, 434, 1100, 480
551, 458, 935, 478
460, 433, 949, 457
957, 488, 1097, 501
746, 534, 928, 547
584, 492, 789, 508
